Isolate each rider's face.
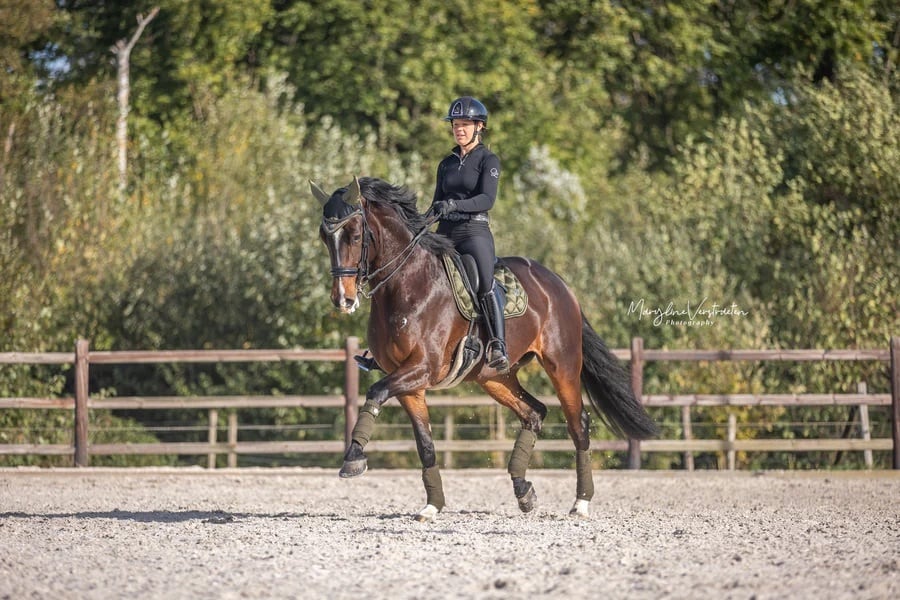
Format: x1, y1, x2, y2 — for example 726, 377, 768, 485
450, 119, 480, 145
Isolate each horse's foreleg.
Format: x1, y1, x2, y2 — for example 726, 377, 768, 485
339, 398, 380, 478
340, 377, 393, 477
398, 391, 445, 521
340, 367, 430, 478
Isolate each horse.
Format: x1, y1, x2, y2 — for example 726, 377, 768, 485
311, 176, 657, 521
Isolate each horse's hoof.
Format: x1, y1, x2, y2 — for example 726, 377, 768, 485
414, 504, 439, 522
516, 482, 537, 513
568, 499, 590, 519
339, 458, 367, 478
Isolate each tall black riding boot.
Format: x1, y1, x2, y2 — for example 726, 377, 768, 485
480, 286, 510, 374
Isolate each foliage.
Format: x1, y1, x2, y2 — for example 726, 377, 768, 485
0, 2, 898, 469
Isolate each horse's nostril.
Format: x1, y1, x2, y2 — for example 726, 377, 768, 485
340, 295, 359, 314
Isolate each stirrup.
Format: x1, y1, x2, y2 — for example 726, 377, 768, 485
354, 351, 383, 372
486, 340, 510, 374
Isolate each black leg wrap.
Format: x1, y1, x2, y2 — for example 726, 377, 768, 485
422, 465, 445, 511
344, 440, 365, 461
512, 477, 530, 498
512, 477, 537, 513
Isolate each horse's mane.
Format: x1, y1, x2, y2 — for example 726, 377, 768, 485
358, 177, 456, 256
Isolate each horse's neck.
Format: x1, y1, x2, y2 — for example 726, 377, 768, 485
371, 220, 415, 266
369, 222, 446, 298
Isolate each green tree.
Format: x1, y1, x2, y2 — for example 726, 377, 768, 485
0, 0, 56, 108
262, 0, 555, 175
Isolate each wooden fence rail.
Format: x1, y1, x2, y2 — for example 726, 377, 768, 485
1, 336, 898, 469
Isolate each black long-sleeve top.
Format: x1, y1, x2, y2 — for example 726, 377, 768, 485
431, 144, 501, 213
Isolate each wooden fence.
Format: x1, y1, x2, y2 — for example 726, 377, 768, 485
2, 336, 898, 469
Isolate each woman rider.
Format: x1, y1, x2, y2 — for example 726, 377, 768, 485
430, 96, 509, 374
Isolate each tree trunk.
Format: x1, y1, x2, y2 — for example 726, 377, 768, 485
111, 7, 159, 201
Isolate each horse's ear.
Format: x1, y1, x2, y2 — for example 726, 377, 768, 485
343, 176, 362, 205
309, 180, 330, 205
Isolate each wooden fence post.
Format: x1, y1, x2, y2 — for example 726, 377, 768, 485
443, 412, 455, 469
682, 406, 694, 471
727, 413, 737, 470
857, 382, 873, 469
207, 409, 218, 469
492, 405, 507, 468
74, 338, 90, 467
628, 337, 644, 469
227, 411, 237, 468
344, 337, 360, 450
891, 336, 900, 470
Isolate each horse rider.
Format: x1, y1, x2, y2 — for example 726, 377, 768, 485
430, 96, 510, 374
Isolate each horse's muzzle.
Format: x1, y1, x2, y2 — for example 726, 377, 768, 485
335, 295, 360, 314
331, 278, 360, 314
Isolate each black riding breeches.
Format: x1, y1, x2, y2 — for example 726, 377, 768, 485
437, 220, 495, 295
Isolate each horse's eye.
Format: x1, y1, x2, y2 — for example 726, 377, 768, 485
351, 233, 362, 244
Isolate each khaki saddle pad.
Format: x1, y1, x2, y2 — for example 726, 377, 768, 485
441, 254, 528, 321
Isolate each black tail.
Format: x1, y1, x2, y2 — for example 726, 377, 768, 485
580, 313, 658, 440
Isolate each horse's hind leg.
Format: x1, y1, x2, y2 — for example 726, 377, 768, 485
482, 378, 547, 513
398, 390, 445, 522
543, 357, 594, 518
567, 408, 594, 518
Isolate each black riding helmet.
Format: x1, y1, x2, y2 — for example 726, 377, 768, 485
444, 96, 488, 127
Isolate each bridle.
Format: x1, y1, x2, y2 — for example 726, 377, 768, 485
322, 203, 438, 299
321, 207, 365, 279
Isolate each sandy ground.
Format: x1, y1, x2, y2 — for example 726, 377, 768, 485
1, 467, 898, 600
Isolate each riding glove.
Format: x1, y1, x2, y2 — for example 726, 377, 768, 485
433, 199, 457, 218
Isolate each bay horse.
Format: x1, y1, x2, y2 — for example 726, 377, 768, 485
312, 176, 657, 521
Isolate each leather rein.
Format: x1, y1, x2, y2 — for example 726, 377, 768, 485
322, 206, 438, 299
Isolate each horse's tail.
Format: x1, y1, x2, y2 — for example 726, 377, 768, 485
580, 313, 659, 440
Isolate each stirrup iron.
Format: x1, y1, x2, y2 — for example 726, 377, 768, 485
487, 340, 510, 373
353, 351, 383, 372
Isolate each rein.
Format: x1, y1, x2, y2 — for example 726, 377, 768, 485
323, 206, 439, 298
361, 211, 438, 297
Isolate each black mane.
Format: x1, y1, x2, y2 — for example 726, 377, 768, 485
358, 177, 456, 256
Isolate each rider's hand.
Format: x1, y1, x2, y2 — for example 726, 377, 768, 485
432, 199, 457, 218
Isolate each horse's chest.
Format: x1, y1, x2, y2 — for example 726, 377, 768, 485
389, 315, 410, 330
369, 307, 414, 341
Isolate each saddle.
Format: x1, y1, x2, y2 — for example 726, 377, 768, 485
431, 254, 528, 390
440, 254, 528, 321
